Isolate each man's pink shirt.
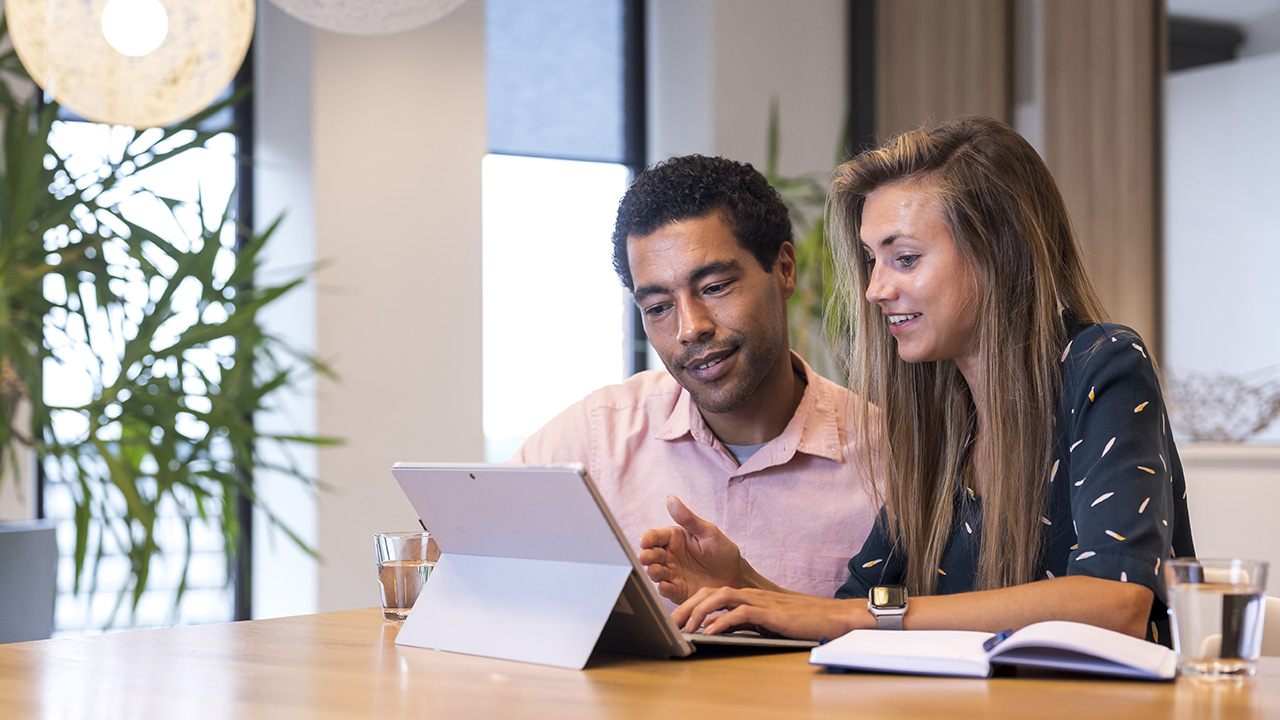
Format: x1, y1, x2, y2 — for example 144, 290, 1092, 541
512, 353, 878, 599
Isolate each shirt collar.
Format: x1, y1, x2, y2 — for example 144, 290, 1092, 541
655, 352, 847, 467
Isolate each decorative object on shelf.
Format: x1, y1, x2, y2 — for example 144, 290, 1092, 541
5, 0, 255, 129
0, 23, 332, 628
1166, 367, 1280, 443
268, 0, 468, 35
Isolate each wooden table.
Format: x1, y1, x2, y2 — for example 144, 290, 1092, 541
1, 608, 1277, 719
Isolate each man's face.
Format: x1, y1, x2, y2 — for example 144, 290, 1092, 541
627, 211, 796, 415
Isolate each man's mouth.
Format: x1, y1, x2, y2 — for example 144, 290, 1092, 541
888, 313, 921, 325
693, 356, 727, 370
685, 347, 734, 369
683, 347, 737, 380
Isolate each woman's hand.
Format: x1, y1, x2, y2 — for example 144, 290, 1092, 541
672, 586, 865, 641
637, 496, 754, 603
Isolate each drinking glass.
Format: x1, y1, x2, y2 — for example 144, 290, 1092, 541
374, 531, 439, 623
1165, 558, 1268, 680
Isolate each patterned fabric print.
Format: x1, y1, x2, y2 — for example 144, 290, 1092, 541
834, 322, 1195, 647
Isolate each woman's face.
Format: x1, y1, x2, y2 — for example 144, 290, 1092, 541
859, 182, 982, 378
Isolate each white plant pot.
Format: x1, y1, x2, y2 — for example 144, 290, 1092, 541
0, 398, 37, 522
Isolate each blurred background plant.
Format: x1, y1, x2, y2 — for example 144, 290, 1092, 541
0, 18, 333, 628
764, 100, 849, 382
1166, 367, 1280, 443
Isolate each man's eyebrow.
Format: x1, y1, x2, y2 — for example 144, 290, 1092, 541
632, 259, 743, 302
689, 259, 742, 284
632, 283, 668, 302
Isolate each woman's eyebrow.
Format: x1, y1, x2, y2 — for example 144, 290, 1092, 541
862, 235, 902, 251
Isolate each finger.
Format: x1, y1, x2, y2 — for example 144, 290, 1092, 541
657, 581, 671, 598
639, 526, 673, 550
637, 546, 667, 566
640, 526, 674, 549
700, 608, 742, 635
656, 580, 684, 603
671, 586, 716, 628
703, 606, 760, 636
645, 562, 670, 583
700, 591, 774, 635
681, 587, 742, 633
665, 495, 713, 536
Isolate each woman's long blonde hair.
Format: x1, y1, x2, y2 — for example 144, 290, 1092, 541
828, 115, 1109, 595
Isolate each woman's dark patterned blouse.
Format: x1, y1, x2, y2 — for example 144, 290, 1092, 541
835, 323, 1196, 646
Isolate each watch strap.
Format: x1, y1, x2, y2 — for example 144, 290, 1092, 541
874, 612, 904, 631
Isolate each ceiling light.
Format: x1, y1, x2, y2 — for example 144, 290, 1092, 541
268, 0, 468, 35
7, 0, 255, 129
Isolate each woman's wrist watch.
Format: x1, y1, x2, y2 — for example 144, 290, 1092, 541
868, 585, 908, 630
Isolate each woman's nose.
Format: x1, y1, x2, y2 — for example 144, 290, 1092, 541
865, 266, 895, 305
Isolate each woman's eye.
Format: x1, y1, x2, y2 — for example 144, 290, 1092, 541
899, 254, 920, 268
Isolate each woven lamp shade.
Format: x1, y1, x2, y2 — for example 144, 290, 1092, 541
267, 0, 467, 35
7, 0, 255, 129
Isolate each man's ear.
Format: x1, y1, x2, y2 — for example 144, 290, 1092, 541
777, 242, 798, 299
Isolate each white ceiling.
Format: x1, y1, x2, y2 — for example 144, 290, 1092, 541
1167, 0, 1280, 24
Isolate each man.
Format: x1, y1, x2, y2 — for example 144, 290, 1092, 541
512, 154, 875, 602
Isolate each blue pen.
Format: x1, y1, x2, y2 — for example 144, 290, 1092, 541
983, 629, 1014, 652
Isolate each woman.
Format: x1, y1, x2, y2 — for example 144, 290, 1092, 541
642, 115, 1194, 645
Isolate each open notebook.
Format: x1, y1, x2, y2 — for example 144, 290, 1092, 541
810, 621, 1177, 680
391, 463, 816, 670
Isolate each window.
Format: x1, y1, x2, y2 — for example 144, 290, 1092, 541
481, 156, 631, 460
482, 0, 646, 460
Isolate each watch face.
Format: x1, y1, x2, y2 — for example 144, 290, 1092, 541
871, 585, 907, 610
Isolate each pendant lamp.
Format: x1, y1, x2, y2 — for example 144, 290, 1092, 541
7, 0, 255, 129
267, 0, 468, 35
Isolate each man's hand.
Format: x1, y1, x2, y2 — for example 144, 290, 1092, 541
637, 496, 750, 603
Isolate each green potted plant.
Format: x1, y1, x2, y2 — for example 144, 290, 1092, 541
0, 19, 332, 627
763, 100, 848, 382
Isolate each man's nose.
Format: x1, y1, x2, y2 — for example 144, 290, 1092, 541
677, 299, 714, 344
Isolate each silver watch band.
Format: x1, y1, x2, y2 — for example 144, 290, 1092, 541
875, 612, 904, 631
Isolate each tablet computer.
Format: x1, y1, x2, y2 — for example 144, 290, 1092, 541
391, 462, 815, 669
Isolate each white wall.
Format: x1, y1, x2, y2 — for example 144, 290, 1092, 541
1181, 445, 1280, 573
1164, 51, 1280, 443
253, 0, 486, 616
310, 1, 487, 613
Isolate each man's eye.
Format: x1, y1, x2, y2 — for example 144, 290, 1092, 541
704, 282, 730, 295
644, 304, 670, 318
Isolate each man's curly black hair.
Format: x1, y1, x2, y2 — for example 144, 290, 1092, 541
611, 155, 793, 290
